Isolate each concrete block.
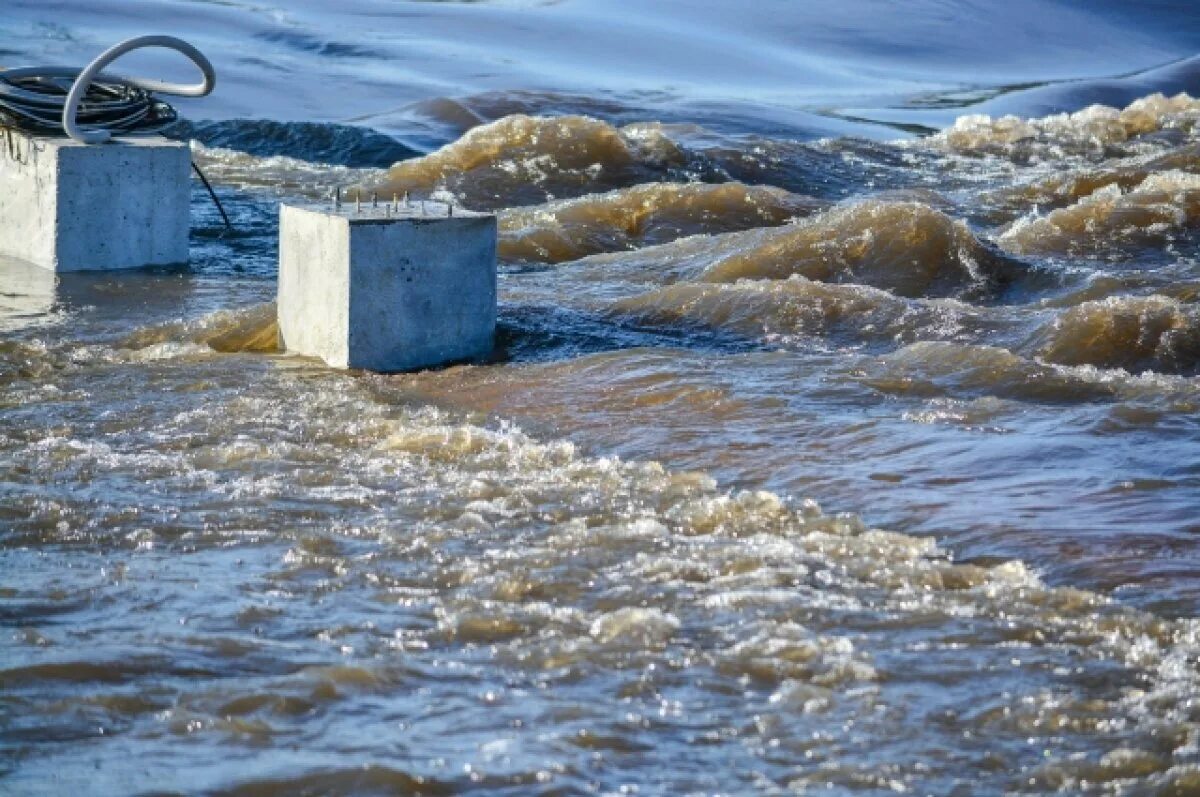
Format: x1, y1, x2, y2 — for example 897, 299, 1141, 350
277, 201, 497, 372
0, 130, 190, 272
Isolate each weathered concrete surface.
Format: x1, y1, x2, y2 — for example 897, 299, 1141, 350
0, 131, 190, 271
278, 202, 498, 372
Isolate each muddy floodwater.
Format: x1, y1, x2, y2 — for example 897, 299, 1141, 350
3, 1, 1200, 794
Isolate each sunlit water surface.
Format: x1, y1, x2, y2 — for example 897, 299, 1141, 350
2, 1, 1200, 794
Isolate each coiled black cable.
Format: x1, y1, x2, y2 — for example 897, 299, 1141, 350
0, 68, 179, 136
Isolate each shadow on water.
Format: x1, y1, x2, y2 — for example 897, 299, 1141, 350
492, 303, 762, 366
167, 119, 422, 168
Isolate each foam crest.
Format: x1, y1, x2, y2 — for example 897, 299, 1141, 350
999, 170, 1200, 256
980, 143, 1200, 220
936, 92, 1200, 158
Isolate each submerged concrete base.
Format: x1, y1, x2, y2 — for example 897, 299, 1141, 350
0, 130, 190, 272
277, 201, 497, 372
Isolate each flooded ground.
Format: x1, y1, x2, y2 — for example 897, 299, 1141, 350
2, 1, 1200, 794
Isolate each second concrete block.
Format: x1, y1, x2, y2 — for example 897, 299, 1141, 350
277, 201, 497, 372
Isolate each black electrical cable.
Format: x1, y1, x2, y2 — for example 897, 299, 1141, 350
0, 71, 179, 136
191, 161, 233, 234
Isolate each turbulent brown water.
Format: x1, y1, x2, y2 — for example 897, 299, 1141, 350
4, 1, 1200, 794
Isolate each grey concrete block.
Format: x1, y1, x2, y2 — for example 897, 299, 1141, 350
277, 202, 497, 372
0, 130, 190, 271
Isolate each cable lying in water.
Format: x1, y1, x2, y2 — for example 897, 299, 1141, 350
0, 35, 231, 232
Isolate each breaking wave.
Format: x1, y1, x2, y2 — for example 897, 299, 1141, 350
498, 182, 820, 263
117, 304, 281, 356
999, 170, 1200, 256
690, 201, 1021, 298
378, 114, 701, 207
935, 92, 1200, 159
980, 142, 1200, 221
1033, 295, 1200, 373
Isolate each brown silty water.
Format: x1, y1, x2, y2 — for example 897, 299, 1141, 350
3, 37, 1200, 796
